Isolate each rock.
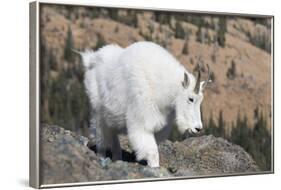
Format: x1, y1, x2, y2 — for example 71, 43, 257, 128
40, 124, 259, 185
159, 135, 259, 175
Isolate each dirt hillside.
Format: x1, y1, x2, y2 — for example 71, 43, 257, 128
40, 5, 272, 130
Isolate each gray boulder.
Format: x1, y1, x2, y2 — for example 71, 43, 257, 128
40, 124, 259, 185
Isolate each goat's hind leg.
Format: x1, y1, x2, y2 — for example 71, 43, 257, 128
91, 117, 109, 157
110, 130, 122, 161
96, 125, 122, 160
88, 111, 108, 158
87, 108, 98, 148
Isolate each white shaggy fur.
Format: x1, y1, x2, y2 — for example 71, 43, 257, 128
81, 41, 207, 167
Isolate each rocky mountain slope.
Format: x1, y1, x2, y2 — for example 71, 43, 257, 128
40, 124, 259, 185
40, 5, 272, 131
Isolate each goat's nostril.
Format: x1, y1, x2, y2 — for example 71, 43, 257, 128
195, 128, 201, 132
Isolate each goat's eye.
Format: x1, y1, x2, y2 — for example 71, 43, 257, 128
188, 98, 194, 103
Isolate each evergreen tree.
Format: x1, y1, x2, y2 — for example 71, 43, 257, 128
204, 112, 218, 137
252, 110, 271, 170
182, 39, 189, 55
108, 9, 119, 20
175, 21, 185, 39
196, 26, 203, 43
155, 12, 170, 25
226, 60, 236, 80
210, 71, 216, 82
64, 26, 75, 63
217, 110, 225, 138
49, 51, 57, 70
217, 17, 227, 47
95, 35, 106, 49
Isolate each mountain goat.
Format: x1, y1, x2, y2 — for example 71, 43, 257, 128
78, 41, 211, 167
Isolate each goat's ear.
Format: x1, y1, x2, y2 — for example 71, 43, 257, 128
182, 73, 189, 89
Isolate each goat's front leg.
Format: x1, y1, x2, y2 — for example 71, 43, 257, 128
128, 128, 159, 167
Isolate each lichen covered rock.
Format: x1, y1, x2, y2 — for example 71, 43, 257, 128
40, 124, 258, 185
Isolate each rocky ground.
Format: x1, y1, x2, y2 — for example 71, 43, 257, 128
40, 124, 259, 185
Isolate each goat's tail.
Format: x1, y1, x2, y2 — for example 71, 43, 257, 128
72, 49, 97, 70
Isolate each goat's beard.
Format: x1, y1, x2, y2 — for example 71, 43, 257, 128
175, 116, 191, 134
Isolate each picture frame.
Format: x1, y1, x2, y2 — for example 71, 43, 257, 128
30, 1, 274, 188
